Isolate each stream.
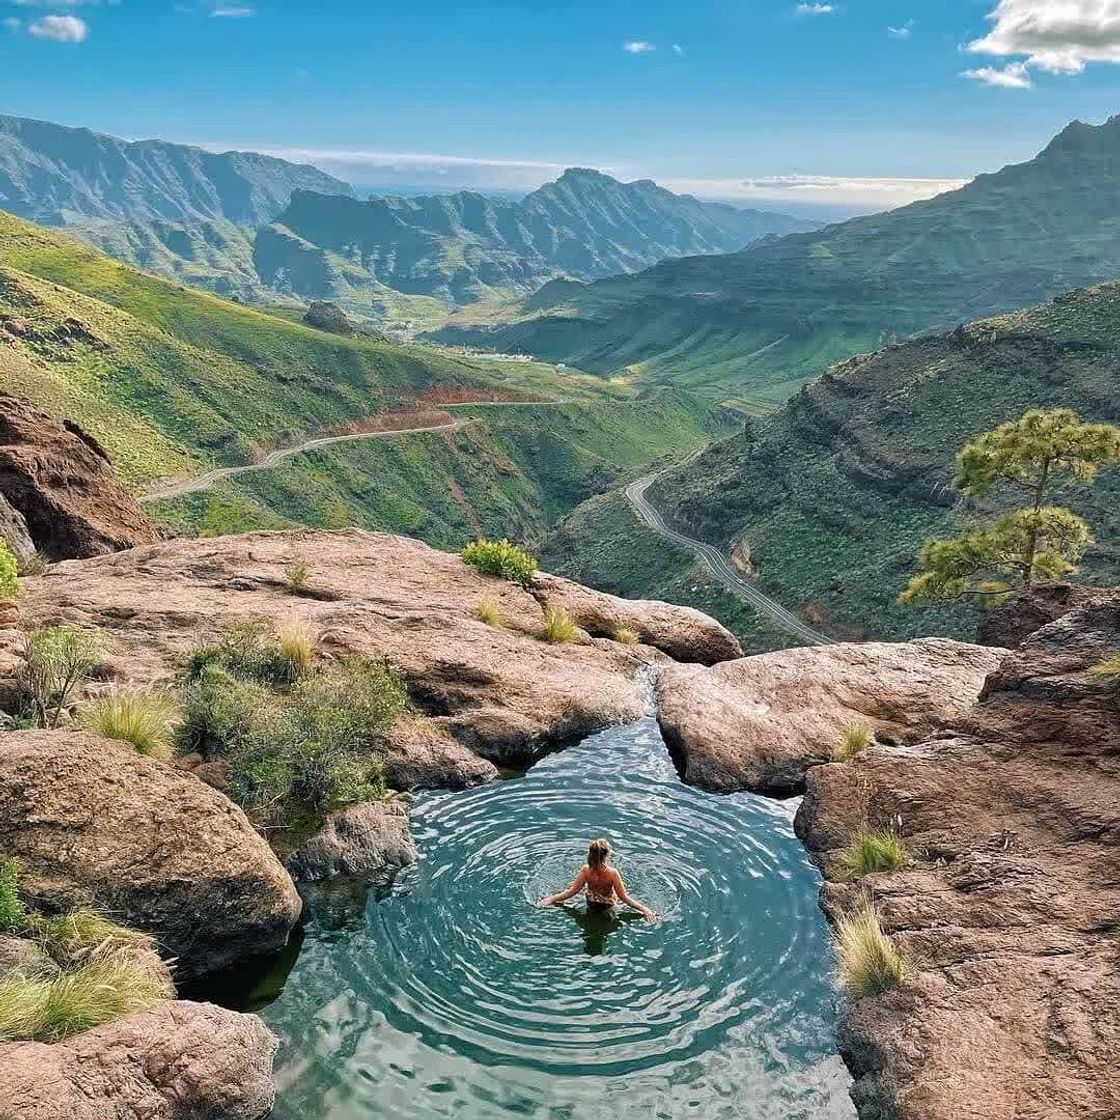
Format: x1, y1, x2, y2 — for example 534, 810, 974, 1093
226, 719, 855, 1119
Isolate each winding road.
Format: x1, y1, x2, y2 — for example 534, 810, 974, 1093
624, 472, 833, 647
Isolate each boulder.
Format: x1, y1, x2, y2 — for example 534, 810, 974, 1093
975, 581, 1114, 649
0, 394, 159, 561
795, 593, 1120, 1120
0, 1000, 277, 1120
533, 572, 742, 665
0, 731, 301, 981
656, 638, 1006, 794
285, 799, 417, 884
0, 493, 34, 564
383, 715, 498, 789
6, 529, 693, 767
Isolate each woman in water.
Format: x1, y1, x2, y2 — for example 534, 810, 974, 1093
538, 838, 656, 921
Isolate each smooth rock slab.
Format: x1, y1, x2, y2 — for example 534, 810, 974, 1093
0, 731, 301, 981
656, 638, 1006, 794
0, 1000, 277, 1120
285, 799, 417, 884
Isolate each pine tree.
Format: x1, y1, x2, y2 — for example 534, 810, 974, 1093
900, 409, 1120, 605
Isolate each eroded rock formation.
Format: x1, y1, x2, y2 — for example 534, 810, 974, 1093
0, 394, 159, 561
656, 638, 1005, 794
0, 730, 301, 981
796, 594, 1120, 1120
285, 798, 417, 884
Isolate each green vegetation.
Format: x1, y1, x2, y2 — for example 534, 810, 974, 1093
0, 542, 19, 599
179, 625, 406, 825
1088, 655, 1120, 679
835, 829, 909, 879
901, 410, 1120, 604
833, 723, 875, 762
18, 625, 102, 730
474, 598, 507, 628
462, 539, 537, 588
81, 689, 177, 760
541, 604, 579, 644
285, 561, 312, 594
27, 908, 150, 967
276, 622, 317, 678
834, 904, 908, 999
611, 625, 640, 645
0, 858, 24, 932
441, 117, 1120, 401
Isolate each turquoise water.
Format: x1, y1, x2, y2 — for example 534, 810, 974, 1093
258, 719, 854, 1119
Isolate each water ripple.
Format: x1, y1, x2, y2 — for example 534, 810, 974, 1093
264, 718, 855, 1119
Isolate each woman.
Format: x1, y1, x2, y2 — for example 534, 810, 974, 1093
538, 838, 655, 921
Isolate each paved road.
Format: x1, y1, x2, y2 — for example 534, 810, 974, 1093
142, 418, 473, 503
624, 472, 833, 647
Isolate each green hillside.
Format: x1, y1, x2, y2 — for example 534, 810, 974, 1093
0, 209, 728, 550
544, 281, 1120, 644
439, 116, 1120, 406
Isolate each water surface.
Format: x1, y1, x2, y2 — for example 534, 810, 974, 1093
259, 719, 854, 1119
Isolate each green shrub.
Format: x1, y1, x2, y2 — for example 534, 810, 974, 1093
19, 625, 102, 729
1088, 654, 1120, 679
187, 619, 310, 687
0, 950, 166, 1042
835, 904, 908, 999
474, 598, 507, 629
179, 656, 406, 822
833, 722, 874, 762
0, 859, 24, 933
285, 561, 312, 594
0, 541, 19, 600
541, 604, 579, 644
81, 689, 177, 760
461, 539, 537, 588
611, 625, 640, 645
835, 829, 909, 880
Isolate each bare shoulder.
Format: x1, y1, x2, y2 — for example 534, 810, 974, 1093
576, 864, 590, 881
610, 867, 625, 885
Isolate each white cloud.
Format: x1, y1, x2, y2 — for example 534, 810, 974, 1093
962, 60, 1033, 87
671, 42, 684, 54
887, 21, 913, 40
795, 3, 834, 15
3, 16, 21, 30
211, 5, 254, 15
27, 13, 87, 40
967, 0, 1120, 77
622, 40, 655, 53
663, 173, 969, 209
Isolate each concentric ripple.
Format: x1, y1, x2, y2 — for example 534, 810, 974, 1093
261, 719, 855, 1119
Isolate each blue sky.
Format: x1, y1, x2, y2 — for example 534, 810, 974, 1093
4, 1, 1120, 213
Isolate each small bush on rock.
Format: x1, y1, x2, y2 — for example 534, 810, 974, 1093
833, 722, 874, 762
0, 859, 25, 932
541, 604, 579, 644
19, 625, 102, 729
0, 541, 19, 600
462, 539, 537, 588
285, 561, 312, 594
836, 829, 909, 880
835, 904, 908, 999
611, 625, 640, 645
277, 622, 316, 678
475, 598, 507, 628
82, 689, 177, 760
1088, 654, 1120, 679
188, 619, 311, 687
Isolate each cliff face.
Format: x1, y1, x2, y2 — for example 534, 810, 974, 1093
795, 594, 1120, 1119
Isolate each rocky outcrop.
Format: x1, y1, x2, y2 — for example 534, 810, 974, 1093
656, 638, 1005, 795
975, 580, 1114, 648
382, 716, 498, 790
795, 594, 1120, 1120
285, 799, 417, 884
4, 529, 710, 767
0, 493, 34, 564
0, 731, 301, 981
0, 394, 159, 561
533, 573, 742, 665
0, 1000, 277, 1120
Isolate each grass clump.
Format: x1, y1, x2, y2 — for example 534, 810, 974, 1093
834, 903, 909, 999
81, 689, 177, 760
179, 655, 407, 824
0, 541, 19, 600
285, 561, 312, 594
19, 625, 102, 729
1088, 654, 1120, 679
541, 604, 579, 644
474, 598, 507, 629
835, 829, 909, 880
833, 721, 875, 762
187, 619, 311, 687
0, 858, 25, 932
462, 539, 537, 589
276, 622, 317, 678
611, 624, 640, 645
0, 951, 166, 1042
27, 908, 150, 967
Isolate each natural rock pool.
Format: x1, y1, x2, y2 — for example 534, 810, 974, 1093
239, 719, 855, 1118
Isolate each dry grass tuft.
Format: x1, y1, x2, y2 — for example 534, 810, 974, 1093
474, 598, 508, 629
833, 721, 875, 762
82, 689, 178, 760
835, 828, 909, 880
835, 903, 908, 999
541, 604, 579, 644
